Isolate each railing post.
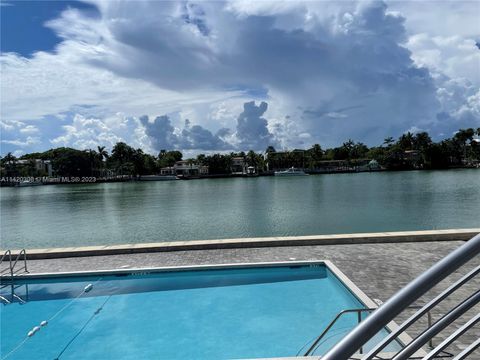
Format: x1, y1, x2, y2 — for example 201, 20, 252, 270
320, 233, 480, 360
357, 311, 363, 355
427, 311, 433, 348
22, 249, 28, 273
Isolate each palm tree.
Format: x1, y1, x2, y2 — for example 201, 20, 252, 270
96, 146, 108, 177
97, 146, 108, 162
398, 132, 414, 151
246, 150, 257, 167
311, 144, 322, 157
383, 137, 394, 147
265, 146, 276, 154
2, 152, 17, 177
413, 132, 432, 151
3, 152, 16, 165
454, 128, 475, 145
307, 144, 323, 169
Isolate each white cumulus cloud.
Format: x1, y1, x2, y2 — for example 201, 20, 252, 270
0, 0, 479, 155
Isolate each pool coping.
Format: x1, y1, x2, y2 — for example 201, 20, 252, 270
3, 228, 479, 260
4, 260, 427, 359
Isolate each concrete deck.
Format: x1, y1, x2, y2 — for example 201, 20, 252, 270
5, 228, 480, 259
19, 240, 480, 358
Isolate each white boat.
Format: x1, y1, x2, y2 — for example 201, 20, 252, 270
274, 167, 308, 176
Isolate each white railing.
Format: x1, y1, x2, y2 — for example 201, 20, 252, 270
316, 233, 480, 360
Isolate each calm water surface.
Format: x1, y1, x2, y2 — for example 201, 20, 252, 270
1, 170, 479, 249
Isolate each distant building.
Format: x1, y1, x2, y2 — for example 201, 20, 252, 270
44, 160, 53, 176
314, 160, 350, 171
172, 161, 209, 177
231, 157, 246, 174
160, 167, 175, 176
403, 150, 421, 161
16, 159, 53, 176
198, 165, 209, 175
403, 150, 423, 168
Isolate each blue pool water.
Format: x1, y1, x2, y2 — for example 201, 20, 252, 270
0, 265, 400, 359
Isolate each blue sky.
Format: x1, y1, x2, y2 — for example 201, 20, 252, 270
1, 1, 98, 56
1, 0, 479, 157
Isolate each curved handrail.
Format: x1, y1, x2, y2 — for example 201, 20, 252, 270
1, 250, 12, 262
320, 233, 480, 360
11, 249, 28, 275
303, 308, 375, 356
1, 250, 12, 274
0, 249, 28, 279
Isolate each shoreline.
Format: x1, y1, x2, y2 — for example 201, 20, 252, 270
3, 228, 479, 260
1, 166, 478, 187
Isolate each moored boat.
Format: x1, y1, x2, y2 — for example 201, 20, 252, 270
274, 167, 308, 176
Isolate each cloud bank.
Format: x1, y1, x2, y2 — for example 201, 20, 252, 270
1, 0, 478, 155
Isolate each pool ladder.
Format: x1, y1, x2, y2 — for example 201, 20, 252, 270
1, 249, 29, 305
306, 233, 480, 360
303, 306, 435, 357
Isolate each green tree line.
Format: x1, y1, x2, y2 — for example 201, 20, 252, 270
1, 128, 479, 177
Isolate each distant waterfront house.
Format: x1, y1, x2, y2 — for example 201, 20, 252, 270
173, 161, 209, 177
199, 165, 209, 175
16, 159, 53, 176
403, 150, 421, 161
231, 157, 246, 174
160, 167, 175, 176
313, 160, 350, 172
403, 150, 423, 169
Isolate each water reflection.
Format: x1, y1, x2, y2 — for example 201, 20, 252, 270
1, 169, 479, 248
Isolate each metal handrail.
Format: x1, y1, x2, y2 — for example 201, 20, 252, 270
452, 338, 480, 360
392, 290, 480, 360
1, 250, 12, 274
11, 249, 28, 276
304, 305, 432, 357
422, 312, 480, 360
303, 308, 375, 356
320, 233, 480, 360
362, 264, 480, 359
0, 249, 28, 280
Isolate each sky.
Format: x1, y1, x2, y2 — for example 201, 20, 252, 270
0, 0, 479, 157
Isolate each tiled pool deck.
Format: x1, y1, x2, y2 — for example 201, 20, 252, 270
20, 239, 480, 359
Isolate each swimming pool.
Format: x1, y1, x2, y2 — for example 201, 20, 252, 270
0, 262, 401, 359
